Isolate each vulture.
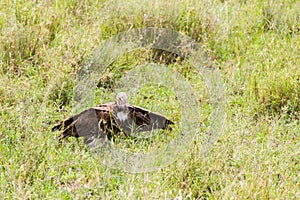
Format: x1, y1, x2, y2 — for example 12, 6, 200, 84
52, 92, 174, 145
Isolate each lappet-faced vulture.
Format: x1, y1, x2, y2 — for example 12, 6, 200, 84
52, 92, 173, 145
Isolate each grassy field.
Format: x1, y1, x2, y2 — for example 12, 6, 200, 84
0, 0, 299, 199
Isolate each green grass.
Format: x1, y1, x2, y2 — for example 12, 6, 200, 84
0, 0, 299, 199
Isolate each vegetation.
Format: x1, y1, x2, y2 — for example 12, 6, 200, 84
0, 0, 299, 199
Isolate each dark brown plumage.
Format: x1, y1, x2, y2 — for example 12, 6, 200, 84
52, 93, 173, 144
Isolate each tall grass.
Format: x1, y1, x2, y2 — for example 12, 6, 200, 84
0, 0, 299, 199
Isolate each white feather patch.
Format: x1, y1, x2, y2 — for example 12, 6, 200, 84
117, 111, 128, 121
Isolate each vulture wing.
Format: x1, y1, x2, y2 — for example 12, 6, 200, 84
52, 106, 114, 142
52, 102, 174, 142
115, 105, 173, 135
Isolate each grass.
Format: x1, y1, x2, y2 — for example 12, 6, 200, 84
0, 0, 299, 199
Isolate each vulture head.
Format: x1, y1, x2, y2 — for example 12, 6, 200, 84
116, 92, 128, 105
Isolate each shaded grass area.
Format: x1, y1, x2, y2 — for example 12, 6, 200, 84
0, 0, 299, 199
